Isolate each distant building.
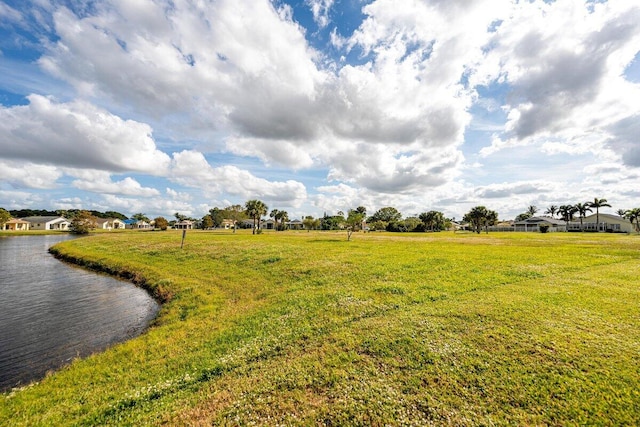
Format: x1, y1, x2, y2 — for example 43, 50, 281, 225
95, 218, 126, 230
22, 216, 70, 231
513, 216, 566, 232
174, 220, 194, 230
123, 219, 151, 229
2, 218, 30, 231
567, 213, 632, 233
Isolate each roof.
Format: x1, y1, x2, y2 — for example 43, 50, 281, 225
583, 213, 627, 223
514, 216, 566, 226
21, 216, 69, 223
96, 217, 125, 224
6, 218, 30, 224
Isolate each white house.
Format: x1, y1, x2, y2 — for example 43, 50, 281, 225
124, 219, 151, 229
22, 216, 70, 231
568, 213, 633, 233
174, 220, 194, 230
513, 216, 567, 232
95, 218, 126, 230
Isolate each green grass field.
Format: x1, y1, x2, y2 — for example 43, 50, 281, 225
2, 230, 639, 425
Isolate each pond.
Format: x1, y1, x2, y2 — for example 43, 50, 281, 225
0, 234, 159, 391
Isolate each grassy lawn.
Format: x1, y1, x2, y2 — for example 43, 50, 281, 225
2, 230, 639, 425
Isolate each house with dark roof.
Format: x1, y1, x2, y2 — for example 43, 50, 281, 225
22, 216, 70, 231
513, 216, 567, 232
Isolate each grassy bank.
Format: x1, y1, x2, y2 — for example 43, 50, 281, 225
2, 231, 639, 425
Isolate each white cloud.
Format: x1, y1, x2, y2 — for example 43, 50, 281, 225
34, 0, 495, 193
474, 1, 640, 160
0, 95, 171, 174
0, 189, 43, 210
307, 0, 335, 29
0, 160, 62, 189
98, 193, 194, 219
70, 171, 161, 197
2, 0, 640, 221
169, 150, 308, 206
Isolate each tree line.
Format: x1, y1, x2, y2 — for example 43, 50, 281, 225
3, 196, 639, 235
514, 198, 640, 232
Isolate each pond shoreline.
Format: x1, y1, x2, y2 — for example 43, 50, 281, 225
48, 245, 173, 304
0, 235, 160, 392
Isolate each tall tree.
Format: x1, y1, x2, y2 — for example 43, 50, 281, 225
419, 210, 445, 232
154, 216, 169, 231
245, 200, 268, 234
588, 198, 611, 232
0, 208, 11, 229
225, 204, 246, 233
201, 215, 213, 230
132, 213, 150, 222
276, 210, 289, 230
269, 209, 279, 228
624, 208, 640, 233
302, 216, 319, 232
463, 206, 498, 234
544, 205, 558, 218
574, 203, 592, 231
70, 210, 98, 234
558, 205, 577, 230
369, 207, 402, 223
527, 205, 538, 217
208, 207, 224, 228
345, 209, 366, 241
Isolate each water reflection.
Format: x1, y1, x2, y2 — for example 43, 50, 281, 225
0, 235, 159, 391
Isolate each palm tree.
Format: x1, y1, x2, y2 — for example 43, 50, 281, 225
558, 205, 577, 230
275, 210, 289, 230
588, 198, 611, 232
463, 206, 497, 234
624, 208, 640, 233
245, 199, 268, 234
617, 209, 627, 217
545, 205, 558, 218
526, 205, 538, 217
270, 209, 279, 230
574, 203, 592, 231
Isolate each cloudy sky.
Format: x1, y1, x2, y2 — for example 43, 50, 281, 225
1, 0, 639, 221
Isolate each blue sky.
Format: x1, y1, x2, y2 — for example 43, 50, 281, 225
1, 0, 639, 220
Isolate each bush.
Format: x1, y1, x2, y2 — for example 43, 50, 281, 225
539, 224, 550, 233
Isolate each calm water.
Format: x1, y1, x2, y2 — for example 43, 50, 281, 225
0, 235, 159, 391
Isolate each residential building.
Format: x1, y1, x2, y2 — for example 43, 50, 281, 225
2, 218, 30, 231
22, 216, 70, 231
513, 216, 567, 232
95, 218, 126, 230
174, 220, 194, 230
567, 213, 633, 233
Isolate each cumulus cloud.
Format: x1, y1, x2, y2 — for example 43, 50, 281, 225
475, 182, 545, 199
98, 193, 194, 219
475, 1, 640, 158
0, 160, 62, 189
169, 150, 308, 206
606, 115, 640, 167
34, 0, 496, 193
0, 94, 171, 173
69, 171, 161, 197
3, 0, 640, 219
